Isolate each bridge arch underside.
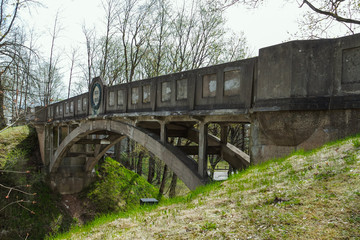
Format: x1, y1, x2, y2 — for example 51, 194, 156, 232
50, 119, 250, 194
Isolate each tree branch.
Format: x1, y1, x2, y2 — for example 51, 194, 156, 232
302, 0, 360, 25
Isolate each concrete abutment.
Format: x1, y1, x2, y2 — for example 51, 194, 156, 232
250, 109, 360, 164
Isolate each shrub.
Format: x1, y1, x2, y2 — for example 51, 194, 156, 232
86, 157, 158, 214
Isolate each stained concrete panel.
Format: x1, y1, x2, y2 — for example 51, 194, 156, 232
77, 99, 81, 112
176, 79, 187, 100
109, 91, 115, 106
82, 98, 87, 111
161, 81, 171, 102
224, 70, 241, 96
65, 103, 69, 114
131, 87, 139, 104
203, 73, 217, 98
143, 85, 151, 103
117, 90, 124, 105
342, 47, 360, 84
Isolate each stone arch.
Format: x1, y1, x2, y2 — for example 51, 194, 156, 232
50, 119, 206, 190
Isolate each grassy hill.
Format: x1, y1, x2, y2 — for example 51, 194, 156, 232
52, 136, 360, 239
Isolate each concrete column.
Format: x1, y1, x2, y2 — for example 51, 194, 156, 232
49, 126, 54, 170
160, 122, 167, 143
198, 122, 208, 177
57, 126, 61, 148
34, 125, 46, 165
220, 124, 228, 144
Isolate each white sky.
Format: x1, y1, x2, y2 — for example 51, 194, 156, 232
25, 0, 305, 56
18, 0, 309, 91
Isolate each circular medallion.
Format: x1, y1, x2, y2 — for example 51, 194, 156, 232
91, 83, 102, 110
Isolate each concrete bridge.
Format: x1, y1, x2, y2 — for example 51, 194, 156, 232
32, 33, 360, 194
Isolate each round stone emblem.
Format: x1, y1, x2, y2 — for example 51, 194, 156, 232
91, 83, 102, 110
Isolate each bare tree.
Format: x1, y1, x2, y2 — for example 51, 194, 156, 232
115, 0, 156, 83
82, 24, 99, 87
221, 0, 360, 38
44, 11, 63, 106
0, 0, 38, 129
67, 47, 78, 98
100, 0, 118, 81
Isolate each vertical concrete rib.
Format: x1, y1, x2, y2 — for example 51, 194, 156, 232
160, 121, 167, 143
198, 122, 208, 177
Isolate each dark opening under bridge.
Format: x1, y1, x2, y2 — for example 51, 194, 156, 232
32, 34, 360, 194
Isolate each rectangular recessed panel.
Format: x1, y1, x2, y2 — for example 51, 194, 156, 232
109, 91, 115, 106
65, 103, 69, 114
176, 79, 187, 100
132, 87, 139, 104
342, 47, 360, 84
203, 74, 217, 98
162, 82, 171, 102
224, 70, 241, 96
77, 99, 81, 112
82, 98, 87, 111
143, 85, 151, 103
117, 90, 124, 106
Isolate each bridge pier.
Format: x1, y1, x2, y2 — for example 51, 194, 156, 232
198, 122, 208, 178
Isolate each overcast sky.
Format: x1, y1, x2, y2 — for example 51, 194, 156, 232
24, 0, 306, 56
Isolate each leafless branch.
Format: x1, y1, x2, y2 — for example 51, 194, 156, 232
301, 0, 360, 25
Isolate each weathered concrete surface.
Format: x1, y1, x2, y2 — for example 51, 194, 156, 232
34, 125, 46, 165
250, 109, 360, 164
50, 120, 206, 193
31, 33, 360, 194
50, 168, 95, 195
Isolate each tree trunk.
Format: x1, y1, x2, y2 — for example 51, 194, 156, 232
169, 172, 177, 198
147, 155, 155, 183
114, 142, 121, 162
137, 151, 143, 176
0, 80, 6, 130
155, 159, 162, 185
159, 164, 168, 196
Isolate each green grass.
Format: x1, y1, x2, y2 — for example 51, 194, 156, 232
51, 134, 360, 240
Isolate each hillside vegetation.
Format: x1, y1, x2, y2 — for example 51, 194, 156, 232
0, 126, 160, 239
53, 136, 360, 239
0, 126, 75, 240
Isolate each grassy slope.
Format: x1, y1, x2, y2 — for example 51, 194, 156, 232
54, 136, 360, 240
0, 126, 75, 240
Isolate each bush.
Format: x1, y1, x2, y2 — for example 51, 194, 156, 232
86, 157, 158, 214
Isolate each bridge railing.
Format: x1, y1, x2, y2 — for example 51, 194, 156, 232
35, 58, 256, 122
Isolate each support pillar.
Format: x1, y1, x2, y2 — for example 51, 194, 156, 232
220, 124, 228, 144
198, 122, 208, 177
160, 122, 167, 144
